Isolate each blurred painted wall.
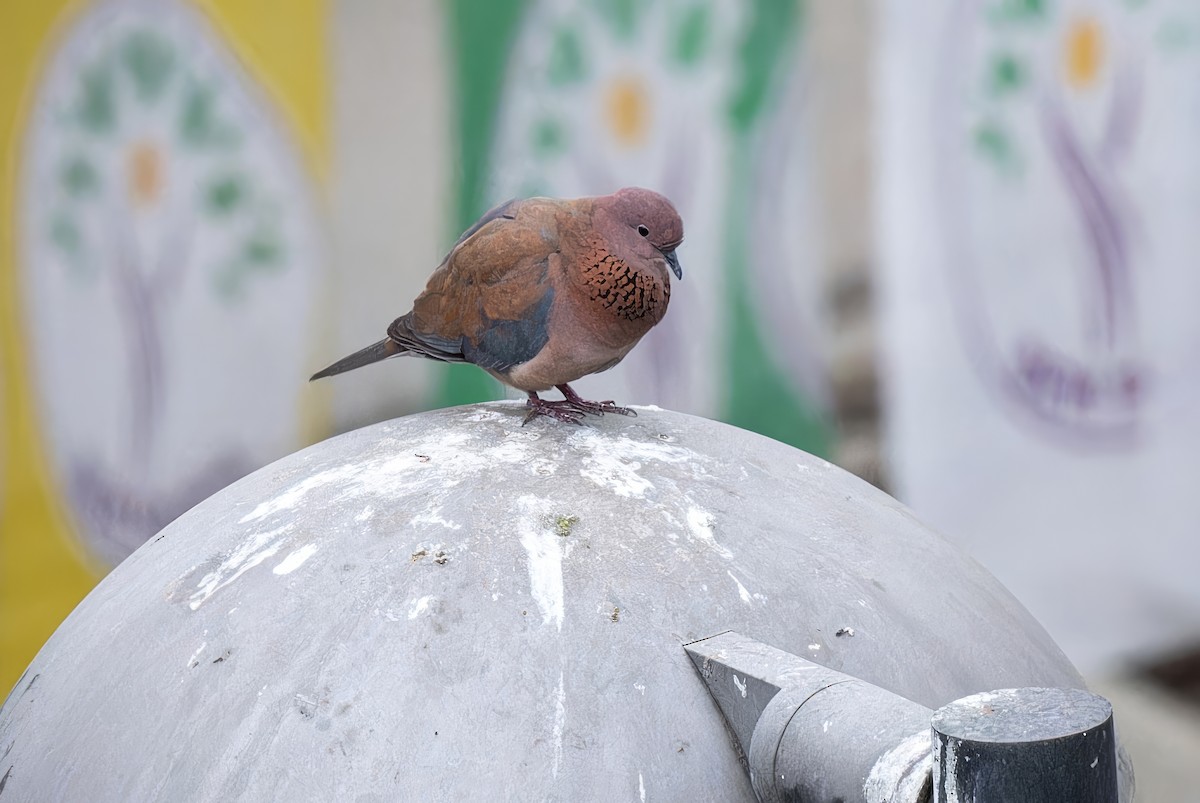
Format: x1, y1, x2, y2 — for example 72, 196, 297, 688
2, 0, 833, 692
6, 0, 1199, 706
0, 0, 330, 691
877, 0, 1200, 672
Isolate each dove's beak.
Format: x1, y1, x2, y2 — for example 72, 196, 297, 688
664, 249, 682, 280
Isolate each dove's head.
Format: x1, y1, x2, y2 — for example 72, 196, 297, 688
601, 187, 684, 279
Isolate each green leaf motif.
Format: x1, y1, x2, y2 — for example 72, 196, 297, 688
532, 118, 567, 156
122, 29, 175, 104
213, 265, 242, 300
205, 174, 247, 215
673, 4, 711, 67
77, 65, 116, 134
49, 213, 93, 279
243, 229, 282, 265
728, 0, 799, 131
61, 155, 100, 198
592, 0, 639, 40
213, 227, 284, 301
547, 27, 587, 86
986, 0, 1050, 25
1157, 19, 1194, 53
974, 119, 1020, 173
180, 81, 240, 150
988, 51, 1026, 96
49, 213, 81, 256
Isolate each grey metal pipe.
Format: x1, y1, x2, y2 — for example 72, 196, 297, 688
751, 678, 933, 803
685, 631, 933, 803
686, 632, 1127, 803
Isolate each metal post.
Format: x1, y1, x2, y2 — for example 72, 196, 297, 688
931, 687, 1118, 803
687, 633, 1127, 803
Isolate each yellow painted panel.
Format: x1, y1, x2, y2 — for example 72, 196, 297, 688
0, 0, 328, 694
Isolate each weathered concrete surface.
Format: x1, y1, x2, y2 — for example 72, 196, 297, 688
0, 403, 1083, 801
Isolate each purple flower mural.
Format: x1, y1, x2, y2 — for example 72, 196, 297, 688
932, 0, 1200, 447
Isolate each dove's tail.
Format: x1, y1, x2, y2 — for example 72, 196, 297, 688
310, 339, 404, 381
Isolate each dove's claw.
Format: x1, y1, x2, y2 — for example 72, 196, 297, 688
555, 384, 635, 418
524, 393, 586, 425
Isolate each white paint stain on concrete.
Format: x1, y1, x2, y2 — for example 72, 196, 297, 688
687, 507, 734, 559
231, 413, 721, 595
733, 674, 747, 698
656, 511, 682, 541
552, 672, 566, 778
408, 596, 434, 620
864, 729, 932, 803
186, 641, 207, 668
808, 643, 821, 652
517, 496, 564, 630
240, 466, 360, 523
238, 430, 546, 529
575, 432, 701, 498
528, 457, 558, 476
273, 543, 318, 576
490, 437, 539, 464
188, 524, 293, 610
465, 408, 507, 422
410, 509, 462, 530
578, 450, 655, 497
634, 682, 646, 696
727, 570, 753, 604
639, 772, 646, 801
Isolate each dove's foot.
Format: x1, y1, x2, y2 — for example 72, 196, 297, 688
556, 384, 637, 418
524, 392, 586, 426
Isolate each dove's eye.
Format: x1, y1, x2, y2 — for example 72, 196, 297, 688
637, 225, 650, 237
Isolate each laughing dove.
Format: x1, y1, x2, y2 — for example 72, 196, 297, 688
311, 187, 684, 423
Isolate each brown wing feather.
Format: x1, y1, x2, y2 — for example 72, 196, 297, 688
404, 198, 572, 352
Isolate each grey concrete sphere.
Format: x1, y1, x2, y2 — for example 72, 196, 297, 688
0, 403, 1082, 801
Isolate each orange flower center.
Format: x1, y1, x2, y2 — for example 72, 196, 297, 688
128, 141, 164, 206
1064, 17, 1104, 90
604, 76, 649, 148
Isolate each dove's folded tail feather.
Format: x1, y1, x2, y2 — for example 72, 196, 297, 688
310, 339, 404, 381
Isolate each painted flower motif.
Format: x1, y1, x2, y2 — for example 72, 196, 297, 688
935, 0, 1200, 444
488, 0, 748, 415
21, 0, 320, 564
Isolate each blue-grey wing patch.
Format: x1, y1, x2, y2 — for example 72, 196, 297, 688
463, 286, 555, 373
387, 315, 466, 363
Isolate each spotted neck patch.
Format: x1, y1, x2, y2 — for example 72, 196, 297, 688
580, 243, 669, 323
